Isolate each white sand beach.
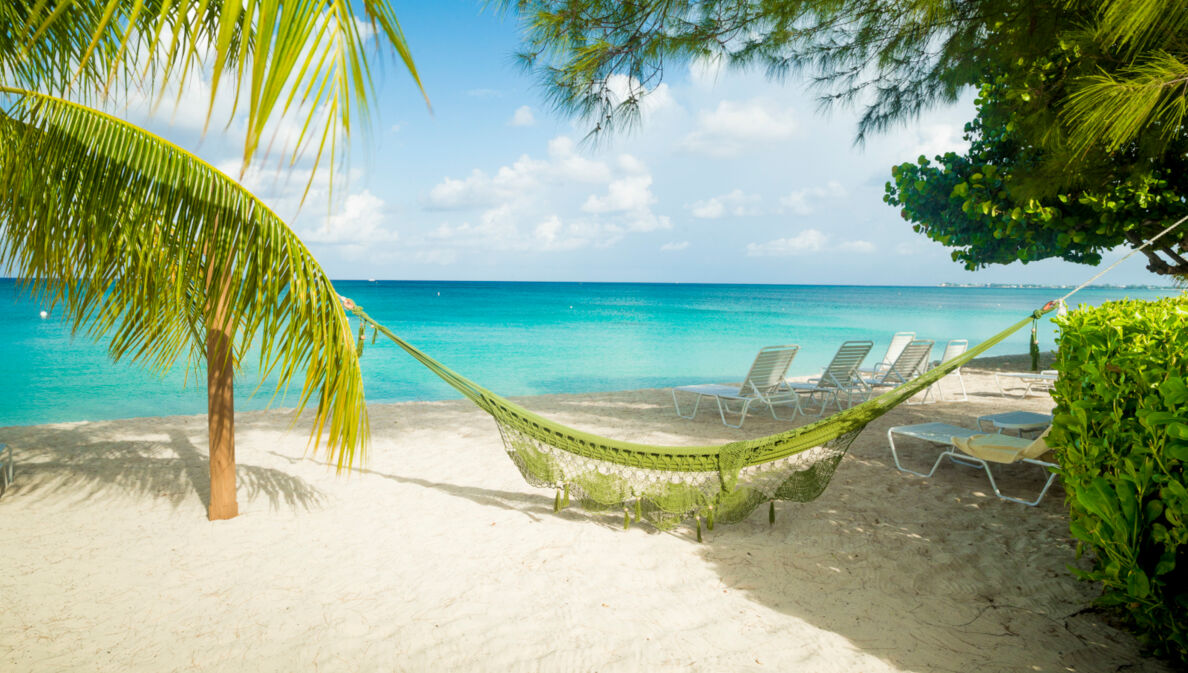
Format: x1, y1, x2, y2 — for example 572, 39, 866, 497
0, 359, 1171, 673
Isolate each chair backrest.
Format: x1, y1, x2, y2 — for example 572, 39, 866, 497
1021, 427, 1053, 460
818, 340, 874, 389
739, 345, 799, 396
879, 339, 933, 384
939, 339, 969, 372
878, 332, 915, 369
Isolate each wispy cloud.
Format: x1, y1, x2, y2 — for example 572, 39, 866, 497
681, 100, 799, 157
778, 181, 846, 216
688, 189, 762, 219
746, 229, 828, 256
509, 105, 536, 127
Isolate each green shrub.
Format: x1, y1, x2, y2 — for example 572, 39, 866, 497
1051, 294, 1188, 663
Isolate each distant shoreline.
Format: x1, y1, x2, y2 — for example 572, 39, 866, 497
0, 276, 1179, 290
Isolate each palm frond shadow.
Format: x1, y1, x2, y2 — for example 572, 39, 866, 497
4, 427, 323, 512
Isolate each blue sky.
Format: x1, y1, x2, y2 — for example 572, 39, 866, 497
136, 1, 1165, 286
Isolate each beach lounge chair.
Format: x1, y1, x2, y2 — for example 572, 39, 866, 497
672, 345, 803, 428
861, 339, 934, 399
886, 422, 984, 476
886, 424, 1058, 506
995, 370, 1058, 397
859, 332, 915, 377
784, 340, 874, 415
945, 430, 1059, 506
0, 443, 11, 496
921, 339, 969, 403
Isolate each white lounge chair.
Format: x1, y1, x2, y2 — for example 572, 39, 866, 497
861, 339, 934, 399
785, 340, 874, 415
886, 424, 1059, 506
672, 345, 803, 428
946, 430, 1059, 506
859, 332, 915, 377
887, 422, 984, 476
921, 339, 969, 403
995, 370, 1058, 397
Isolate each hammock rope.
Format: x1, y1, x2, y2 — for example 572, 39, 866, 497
342, 297, 1050, 531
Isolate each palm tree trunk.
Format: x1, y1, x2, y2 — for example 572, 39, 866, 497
206, 237, 238, 520
206, 314, 238, 520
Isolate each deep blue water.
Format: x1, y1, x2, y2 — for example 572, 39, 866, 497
0, 279, 1179, 426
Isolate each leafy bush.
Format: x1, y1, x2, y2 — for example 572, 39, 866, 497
1051, 294, 1188, 662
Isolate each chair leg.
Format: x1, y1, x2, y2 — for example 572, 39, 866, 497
767, 396, 802, 421
982, 460, 1059, 506
672, 390, 704, 419
887, 430, 946, 477
716, 397, 750, 428
957, 373, 968, 401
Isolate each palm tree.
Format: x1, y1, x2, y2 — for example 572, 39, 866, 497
0, 1, 425, 519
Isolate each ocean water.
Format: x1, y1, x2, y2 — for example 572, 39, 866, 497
0, 279, 1179, 426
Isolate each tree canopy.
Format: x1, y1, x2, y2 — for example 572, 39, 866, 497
506, 0, 1188, 275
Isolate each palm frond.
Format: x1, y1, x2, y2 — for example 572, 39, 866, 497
1093, 0, 1188, 56
0, 87, 368, 470
1063, 51, 1188, 156
3, 0, 428, 198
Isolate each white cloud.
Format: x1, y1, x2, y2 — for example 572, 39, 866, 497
837, 240, 876, 254
390, 123, 401, 133
301, 190, 397, 245
617, 154, 648, 174
778, 181, 847, 216
423, 154, 549, 210
909, 123, 967, 160
582, 175, 655, 214
509, 105, 536, 127
603, 74, 679, 118
688, 189, 762, 219
747, 229, 880, 257
417, 136, 670, 254
581, 175, 672, 232
681, 100, 799, 157
661, 241, 690, 252
746, 229, 829, 257
548, 137, 614, 182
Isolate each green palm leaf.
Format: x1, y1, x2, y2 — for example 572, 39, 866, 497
0, 87, 368, 470
3, 0, 428, 196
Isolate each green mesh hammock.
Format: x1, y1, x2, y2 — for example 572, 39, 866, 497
345, 298, 1051, 536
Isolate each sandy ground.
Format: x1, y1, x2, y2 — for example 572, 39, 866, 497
0, 358, 1170, 673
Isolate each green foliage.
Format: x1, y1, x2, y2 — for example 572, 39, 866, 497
1050, 295, 1188, 662
884, 44, 1188, 276
506, 1, 1188, 275
1, 0, 426, 192
504, 0, 1041, 141
0, 1, 429, 469
0, 89, 369, 469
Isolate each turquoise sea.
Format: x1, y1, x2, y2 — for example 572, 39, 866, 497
0, 279, 1179, 426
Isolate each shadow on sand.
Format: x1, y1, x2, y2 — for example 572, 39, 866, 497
0, 422, 324, 512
